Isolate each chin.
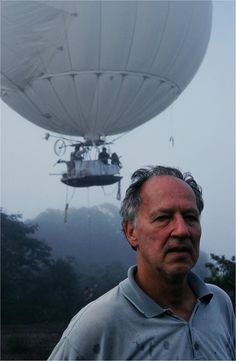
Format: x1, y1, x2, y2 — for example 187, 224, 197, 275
165, 263, 193, 278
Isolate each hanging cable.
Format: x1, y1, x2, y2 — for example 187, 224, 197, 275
169, 136, 175, 147
101, 186, 106, 196
116, 180, 121, 201
100, 184, 119, 197
64, 202, 69, 223
64, 186, 76, 223
110, 131, 130, 143
86, 187, 93, 250
168, 103, 175, 148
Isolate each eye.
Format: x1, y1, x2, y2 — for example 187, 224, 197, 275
153, 215, 171, 223
184, 214, 199, 223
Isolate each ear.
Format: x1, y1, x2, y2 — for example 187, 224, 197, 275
124, 221, 139, 249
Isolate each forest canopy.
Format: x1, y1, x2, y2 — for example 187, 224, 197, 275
1, 208, 235, 325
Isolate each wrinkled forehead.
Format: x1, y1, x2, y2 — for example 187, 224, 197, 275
139, 175, 197, 206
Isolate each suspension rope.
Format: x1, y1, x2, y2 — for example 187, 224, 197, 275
168, 103, 175, 148
64, 186, 76, 223
116, 180, 121, 201
86, 187, 93, 249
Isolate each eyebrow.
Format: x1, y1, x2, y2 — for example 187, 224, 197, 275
158, 207, 199, 213
149, 207, 199, 219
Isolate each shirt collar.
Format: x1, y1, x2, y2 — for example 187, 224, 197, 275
188, 271, 213, 303
119, 265, 213, 318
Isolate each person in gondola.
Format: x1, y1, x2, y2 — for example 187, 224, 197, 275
65, 145, 85, 177
98, 147, 110, 164
111, 152, 122, 168
71, 144, 86, 161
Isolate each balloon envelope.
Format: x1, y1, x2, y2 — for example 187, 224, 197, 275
1, 1, 212, 141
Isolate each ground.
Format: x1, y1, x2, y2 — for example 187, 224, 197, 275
1, 323, 66, 360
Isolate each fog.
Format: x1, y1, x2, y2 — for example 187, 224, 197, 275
1, 1, 235, 257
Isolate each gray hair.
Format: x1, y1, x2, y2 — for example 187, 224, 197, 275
120, 165, 204, 233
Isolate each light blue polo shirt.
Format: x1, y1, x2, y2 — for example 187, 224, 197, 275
48, 266, 235, 360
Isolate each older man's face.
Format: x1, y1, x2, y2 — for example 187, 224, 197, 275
126, 176, 201, 280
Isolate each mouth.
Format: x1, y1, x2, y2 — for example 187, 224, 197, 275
166, 247, 192, 257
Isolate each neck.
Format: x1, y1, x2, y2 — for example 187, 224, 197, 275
135, 267, 196, 320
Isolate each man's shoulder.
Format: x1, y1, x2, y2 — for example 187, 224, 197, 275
48, 284, 129, 360
205, 282, 234, 313
206, 282, 230, 299
85, 283, 125, 313
64, 283, 128, 337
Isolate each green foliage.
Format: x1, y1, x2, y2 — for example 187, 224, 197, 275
39, 258, 83, 321
81, 262, 127, 303
1, 209, 129, 326
205, 253, 235, 306
1, 211, 84, 324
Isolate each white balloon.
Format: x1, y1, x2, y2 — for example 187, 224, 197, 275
1, 1, 212, 141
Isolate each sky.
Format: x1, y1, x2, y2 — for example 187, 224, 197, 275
1, 1, 235, 258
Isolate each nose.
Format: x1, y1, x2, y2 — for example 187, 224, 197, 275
171, 215, 190, 239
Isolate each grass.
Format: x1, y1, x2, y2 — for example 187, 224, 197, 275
1, 323, 66, 360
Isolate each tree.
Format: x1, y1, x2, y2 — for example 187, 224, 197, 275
1, 211, 83, 324
205, 253, 235, 307
40, 257, 83, 322
192, 251, 209, 279
1, 212, 52, 323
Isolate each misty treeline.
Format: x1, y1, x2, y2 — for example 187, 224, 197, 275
1, 205, 235, 325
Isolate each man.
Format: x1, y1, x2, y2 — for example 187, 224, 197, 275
111, 152, 122, 168
98, 147, 110, 164
48, 166, 235, 360
71, 144, 87, 161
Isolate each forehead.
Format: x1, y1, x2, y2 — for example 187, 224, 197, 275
139, 175, 197, 209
